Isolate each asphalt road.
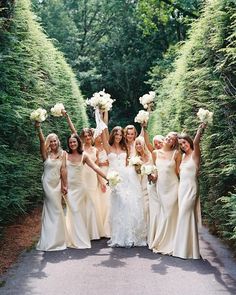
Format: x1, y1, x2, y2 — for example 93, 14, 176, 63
1, 227, 236, 295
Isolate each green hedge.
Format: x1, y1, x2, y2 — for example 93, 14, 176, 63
0, 0, 88, 226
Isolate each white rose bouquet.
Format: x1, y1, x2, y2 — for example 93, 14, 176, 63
197, 108, 213, 125
87, 89, 115, 112
129, 156, 143, 174
139, 91, 155, 111
30, 108, 47, 122
51, 103, 65, 117
141, 164, 157, 176
107, 171, 122, 188
134, 110, 149, 124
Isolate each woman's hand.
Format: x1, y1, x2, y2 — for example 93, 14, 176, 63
61, 109, 67, 117
100, 183, 107, 193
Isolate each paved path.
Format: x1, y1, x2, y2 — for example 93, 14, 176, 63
1, 227, 236, 295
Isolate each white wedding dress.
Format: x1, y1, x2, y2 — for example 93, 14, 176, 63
107, 152, 147, 247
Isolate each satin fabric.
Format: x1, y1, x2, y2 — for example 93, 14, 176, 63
66, 155, 91, 249
173, 154, 200, 259
151, 150, 179, 254
37, 157, 68, 251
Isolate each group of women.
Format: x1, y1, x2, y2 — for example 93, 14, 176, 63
35, 108, 206, 260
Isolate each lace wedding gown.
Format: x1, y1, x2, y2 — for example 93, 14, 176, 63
107, 152, 146, 247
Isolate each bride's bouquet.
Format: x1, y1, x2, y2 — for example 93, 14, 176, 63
139, 91, 155, 111
129, 156, 143, 174
134, 110, 149, 124
107, 171, 122, 188
197, 108, 213, 125
30, 108, 47, 122
51, 103, 65, 117
86, 89, 115, 112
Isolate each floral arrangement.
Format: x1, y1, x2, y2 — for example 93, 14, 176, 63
134, 110, 149, 124
139, 91, 155, 111
129, 156, 143, 174
30, 108, 47, 122
197, 108, 213, 124
51, 103, 65, 117
107, 171, 121, 187
141, 164, 157, 176
86, 89, 115, 112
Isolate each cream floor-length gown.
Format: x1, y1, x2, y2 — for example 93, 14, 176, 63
151, 150, 179, 254
173, 154, 200, 259
37, 157, 68, 251
83, 148, 104, 239
98, 149, 111, 238
66, 154, 91, 249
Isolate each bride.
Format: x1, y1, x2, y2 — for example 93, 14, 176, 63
101, 124, 146, 247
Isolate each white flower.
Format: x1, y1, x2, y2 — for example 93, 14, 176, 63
134, 110, 149, 124
30, 108, 47, 122
129, 156, 143, 166
51, 103, 65, 117
141, 164, 157, 176
197, 108, 213, 124
87, 89, 115, 112
139, 91, 155, 110
107, 171, 121, 187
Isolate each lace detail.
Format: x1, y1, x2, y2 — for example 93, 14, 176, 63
107, 153, 147, 247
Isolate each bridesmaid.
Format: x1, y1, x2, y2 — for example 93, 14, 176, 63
35, 122, 68, 251
134, 136, 152, 230
124, 125, 138, 157
151, 132, 181, 254
173, 123, 206, 259
142, 123, 164, 152
62, 110, 104, 239
94, 133, 111, 238
64, 133, 108, 248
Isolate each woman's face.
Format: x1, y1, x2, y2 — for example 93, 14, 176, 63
69, 137, 78, 151
114, 130, 123, 144
126, 129, 136, 143
49, 136, 58, 151
164, 133, 177, 148
178, 139, 191, 153
135, 140, 144, 153
94, 135, 102, 146
83, 131, 92, 144
153, 139, 163, 150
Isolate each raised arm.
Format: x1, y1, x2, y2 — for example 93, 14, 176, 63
101, 111, 109, 139
84, 153, 108, 181
101, 128, 111, 153
62, 109, 77, 134
35, 122, 47, 161
142, 125, 154, 153
193, 123, 206, 166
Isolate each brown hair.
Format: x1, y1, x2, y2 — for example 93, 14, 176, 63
109, 126, 128, 153
80, 128, 94, 144
178, 134, 194, 153
67, 134, 83, 154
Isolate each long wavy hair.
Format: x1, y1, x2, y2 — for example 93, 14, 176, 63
67, 134, 83, 154
109, 126, 128, 153
45, 133, 63, 157
80, 128, 94, 145
178, 134, 194, 153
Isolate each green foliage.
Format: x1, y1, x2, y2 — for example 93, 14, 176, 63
148, 0, 236, 244
0, 0, 88, 226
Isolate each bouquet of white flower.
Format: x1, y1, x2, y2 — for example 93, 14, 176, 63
30, 108, 47, 122
141, 164, 157, 176
87, 89, 115, 112
51, 103, 65, 117
129, 156, 143, 174
197, 108, 213, 124
107, 171, 121, 188
134, 110, 149, 124
139, 91, 155, 111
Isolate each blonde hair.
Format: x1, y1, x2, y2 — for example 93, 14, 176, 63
124, 125, 138, 139
45, 133, 63, 157
135, 136, 151, 160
